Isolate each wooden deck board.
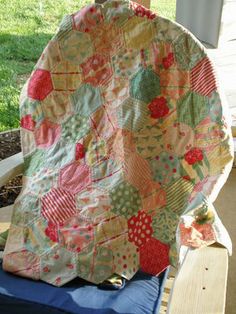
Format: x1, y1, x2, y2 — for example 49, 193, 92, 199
0, 205, 13, 233
207, 40, 236, 126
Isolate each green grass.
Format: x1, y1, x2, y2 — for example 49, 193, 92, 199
0, 0, 176, 131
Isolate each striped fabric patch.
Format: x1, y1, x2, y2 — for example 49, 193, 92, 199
123, 152, 153, 194
166, 178, 194, 215
42, 188, 76, 224
55, 15, 73, 41
190, 57, 217, 97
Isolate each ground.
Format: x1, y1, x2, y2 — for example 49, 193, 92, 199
0, 130, 22, 207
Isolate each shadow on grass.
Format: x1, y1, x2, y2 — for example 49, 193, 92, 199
0, 33, 53, 131
0, 32, 53, 64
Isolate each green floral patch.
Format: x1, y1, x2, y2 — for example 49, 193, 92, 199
45, 140, 75, 170
85, 245, 114, 284
104, 0, 134, 27
177, 91, 209, 128
24, 149, 45, 177
208, 91, 223, 123
110, 181, 142, 219
117, 97, 149, 132
24, 218, 57, 256
41, 246, 77, 286
11, 194, 40, 227
61, 114, 90, 143
59, 30, 93, 64
20, 98, 44, 126
130, 67, 161, 103
149, 152, 181, 185
152, 207, 179, 243
112, 48, 141, 78
134, 123, 163, 159
173, 32, 206, 70
92, 158, 123, 191
71, 84, 103, 117
76, 243, 94, 281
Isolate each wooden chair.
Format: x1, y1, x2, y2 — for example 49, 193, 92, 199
0, 0, 229, 312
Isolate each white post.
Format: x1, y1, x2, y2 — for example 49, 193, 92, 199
176, 0, 223, 47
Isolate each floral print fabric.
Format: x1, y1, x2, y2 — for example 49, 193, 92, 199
3, 0, 233, 286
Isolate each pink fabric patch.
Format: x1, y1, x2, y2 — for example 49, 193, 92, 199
42, 188, 76, 224
20, 114, 36, 131
45, 221, 59, 242
75, 143, 85, 160
59, 162, 91, 194
131, 2, 156, 19
72, 5, 104, 33
3, 250, 40, 280
81, 54, 108, 76
190, 57, 217, 97
58, 216, 93, 252
140, 238, 170, 275
28, 69, 53, 101
34, 119, 61, 148
180, 222, 216, 248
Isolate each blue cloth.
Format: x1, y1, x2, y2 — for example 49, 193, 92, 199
0, 261, 168, 314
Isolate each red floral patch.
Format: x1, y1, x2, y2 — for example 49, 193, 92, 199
184, 148, 203, 165
45, 222, 58, 242
179, 222, 216, 248
28, 69, 53, 101
84, 67, 112, 86
148, 96, 169, 119
81, 54, 108, 76
20, 114, 36, 131
72, 5, 104, 33
140, 238, 170, 275
75, 143, 85, 160
128, 210, 153, 247
131, 2, 156, 20
162, 52, 174, 69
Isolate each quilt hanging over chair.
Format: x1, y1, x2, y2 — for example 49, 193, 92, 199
3, 0, 233, 286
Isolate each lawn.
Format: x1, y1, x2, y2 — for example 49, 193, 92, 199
0, 0, 176, 131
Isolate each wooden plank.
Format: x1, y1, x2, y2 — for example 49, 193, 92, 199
0, 152, 23, 188
164, 277, 175, 291
167, 246, 228, 314
0, 205, 13, 233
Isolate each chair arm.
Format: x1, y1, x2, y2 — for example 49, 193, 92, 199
167, 245, 228, 314
0, 153, 24, 188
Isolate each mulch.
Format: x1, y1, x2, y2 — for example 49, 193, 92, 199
0, 129, 22, 207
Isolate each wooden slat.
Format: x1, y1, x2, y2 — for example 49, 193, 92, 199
167, 246, 228, 314
0, 205, 13, 233
0, 152, 23, 188
164, 277, 175, 291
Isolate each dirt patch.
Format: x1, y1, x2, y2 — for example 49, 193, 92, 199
0, 129, 21, 160
0, 129, 22, 207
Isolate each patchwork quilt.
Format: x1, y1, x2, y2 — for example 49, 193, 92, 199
3, 0, 233, 286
